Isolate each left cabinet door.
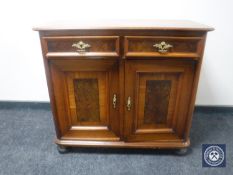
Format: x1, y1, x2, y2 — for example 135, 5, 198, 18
49, 59, 120, 141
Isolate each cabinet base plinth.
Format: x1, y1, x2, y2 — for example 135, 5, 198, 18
55, 138, 190, 149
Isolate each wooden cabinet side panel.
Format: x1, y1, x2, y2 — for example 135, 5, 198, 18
39, 33, 62, 138
183, 34, 207, 139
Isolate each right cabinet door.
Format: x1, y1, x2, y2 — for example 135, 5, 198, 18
124, 60, 195, 142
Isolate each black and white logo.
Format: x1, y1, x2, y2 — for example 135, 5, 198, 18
202, 144, 226, 167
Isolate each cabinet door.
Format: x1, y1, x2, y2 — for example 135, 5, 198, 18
124, 60, 195, 142
49, 59, 120, 141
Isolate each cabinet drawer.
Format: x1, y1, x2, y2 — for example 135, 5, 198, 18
124, 36, 203, 59
43, 36, 120, 58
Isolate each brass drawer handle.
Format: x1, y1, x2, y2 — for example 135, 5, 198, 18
72, 41, 91, 52
153, 41, 173, 53
113, 94, 117, 109
127, 96, 131, 111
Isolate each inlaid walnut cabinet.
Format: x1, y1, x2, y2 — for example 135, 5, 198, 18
34, 20, 213, 152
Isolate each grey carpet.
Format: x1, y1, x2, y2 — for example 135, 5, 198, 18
0, 105, 232, 175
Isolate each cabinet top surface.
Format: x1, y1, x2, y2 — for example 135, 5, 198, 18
33, 19, 214, 31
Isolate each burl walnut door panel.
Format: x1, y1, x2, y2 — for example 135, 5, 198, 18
124, 60, 195, 142
49, 59, 120, 141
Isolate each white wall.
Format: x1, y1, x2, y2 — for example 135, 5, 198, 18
0, 0, 232, 105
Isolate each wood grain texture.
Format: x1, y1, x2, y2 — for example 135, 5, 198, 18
137, 73, 179, 132
124, 60, 194, 142
144, 80, 171, 124
35, 21, 212, 149
74, 78, 100, 122
43, 36, 120, 57
66, 71, 108, 126
55, 138, 190, 149
48, 59, 120, 141
124, 36, 202, 58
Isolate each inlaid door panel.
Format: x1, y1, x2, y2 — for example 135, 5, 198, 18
49, 59, 120, 141
124, 60, 195, 142
66, 72, 108, 126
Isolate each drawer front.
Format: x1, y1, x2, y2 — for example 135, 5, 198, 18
124, 36, 203, 58
43, 36, 120, 58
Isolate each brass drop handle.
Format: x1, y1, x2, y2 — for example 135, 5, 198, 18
113, 94, 117, 109
72, 41, 91, 52
127, 96, 131, 111
153, 41, 173, 53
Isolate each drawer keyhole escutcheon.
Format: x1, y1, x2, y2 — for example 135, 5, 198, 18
153, 41, 173, 53
113, 94, 117, 109
72, 41, 91, 53
127, 96, 131, 111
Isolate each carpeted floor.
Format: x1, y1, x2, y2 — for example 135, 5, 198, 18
0, 103, 232, 175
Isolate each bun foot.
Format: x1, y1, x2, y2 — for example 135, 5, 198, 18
57, 145, 69, 154
175, 148, 190, 155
